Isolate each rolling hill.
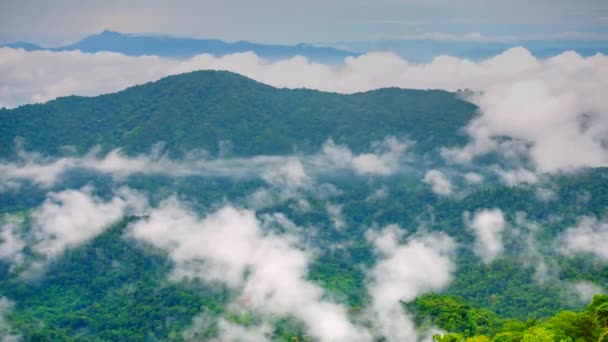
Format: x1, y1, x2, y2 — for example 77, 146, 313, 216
0, 69, 607, 341
0, 70, 477, 158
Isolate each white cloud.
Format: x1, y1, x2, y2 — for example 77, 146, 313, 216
559, 216, 608, 261
465, 209, 506, 263
0, 217, 26, 265
3, 47, 608, 176
513, 212, 556, 283
443, 51, 608, 173
0, 186, 146, 277
0, 48, 173, 108
423, 169, 453, 196
316, 138, 409, 176
128, 200, 371, 341
246, 158, 312, 210
30, 187, 141, 260
325, 203, 345, 229
292, 198, 312, 213
20, 186, 147, 277
569, 281, 605, 303
0, 137, 409, 192
261, 158, 309, 189
366, 225, 455, 341
489, 165, 539, 186
0, 46, 531, 104
463, 172, 484, 184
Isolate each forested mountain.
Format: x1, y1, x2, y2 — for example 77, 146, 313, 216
0, 70, 476, 158
0, 70, 606, 341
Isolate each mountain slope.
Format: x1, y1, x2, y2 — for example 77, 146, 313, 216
2, 71, 608, 341
0, 70, 477, 158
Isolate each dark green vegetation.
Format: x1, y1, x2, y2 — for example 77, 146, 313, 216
411, 293, 608, 341
0, 70, 476, 158
3, 219, 226, 341
0, 71, 606, 340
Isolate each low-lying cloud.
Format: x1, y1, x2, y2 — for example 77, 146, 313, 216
30, 186, 144, 260
325, 203, 345, 230
559, 216, 608, 261
0, 48, 173, 108
423, 169, 453, 196
123, 195, 458, 341
441, 51, 608, 174
569, 281, 606, 303
0, 137, 410, 192
0, 218, 26, 265
464, 209, 506, 263
0, 186, 146, 276
366, 225, 456, 341
129, 199, 371, 341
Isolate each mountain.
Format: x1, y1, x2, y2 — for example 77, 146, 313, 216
2, 41, 44, 50
1, 70, 607, 341
0, 70, 476, 158
5, 31, 607, 63
1, 30, 359, 62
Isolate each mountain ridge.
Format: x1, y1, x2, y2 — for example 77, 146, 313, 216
0, 70, 477, 158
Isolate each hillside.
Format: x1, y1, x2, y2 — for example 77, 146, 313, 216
0, 70, 477, 158
0, 69, 607, 341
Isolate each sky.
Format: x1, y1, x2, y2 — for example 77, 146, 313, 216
1, 0, 608, 46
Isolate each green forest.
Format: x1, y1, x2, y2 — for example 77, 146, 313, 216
0, 71, 606, 341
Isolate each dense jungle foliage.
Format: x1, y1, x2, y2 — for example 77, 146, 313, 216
0, 71, 606, 341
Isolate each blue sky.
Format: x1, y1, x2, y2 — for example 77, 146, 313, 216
1, 0, 607, 45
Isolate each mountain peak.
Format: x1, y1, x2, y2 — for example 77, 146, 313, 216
0, 69, 475, 157
98, 30, 123, 36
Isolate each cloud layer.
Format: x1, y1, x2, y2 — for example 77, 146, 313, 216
3, 46, 608, 176
0, 45, 581, 107
0, 137, 410, 193
124, 195, 458, 341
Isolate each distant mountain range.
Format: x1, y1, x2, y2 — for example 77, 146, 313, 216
2, 30, 359, 63
5, 30, 607, 63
